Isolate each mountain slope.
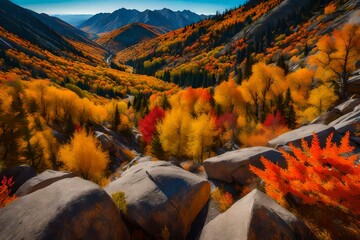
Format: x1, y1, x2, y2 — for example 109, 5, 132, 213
31, 13, 96, 43
96, 23, 168, 53
79, 8, 207, 34
115, 0, 358, 87
0, 0, 82, 57
29, 12, 107, 61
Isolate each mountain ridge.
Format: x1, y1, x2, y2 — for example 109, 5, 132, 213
79, 8, 207, 34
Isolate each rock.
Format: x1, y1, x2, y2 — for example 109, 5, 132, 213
311, 108, 342, 124
335, 98, 360, 114
203, 147, 285, 184
268, 124, 335, 148
348, 74, 360, 96
0, 165, 36, 194
0, 177, 130, 240
94, 131, 113, 150
15, 170, 76, 197
198, 189, 315, 240
105, 161, 210, 239
329, 108, 360, 127
332, 117, 360, 134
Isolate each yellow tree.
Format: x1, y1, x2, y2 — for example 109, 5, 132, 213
214, 79, 243, 113
309, 24, 360, 99
157, 108, 191, 159
242, 63, 285, 121
58, 129, 109, 182
188, 114, 217, 162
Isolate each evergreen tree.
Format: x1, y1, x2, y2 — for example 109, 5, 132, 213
112, 105, 120, 131
151, 133, 164, 159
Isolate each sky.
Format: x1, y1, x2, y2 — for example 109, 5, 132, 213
12, 0, 246, 15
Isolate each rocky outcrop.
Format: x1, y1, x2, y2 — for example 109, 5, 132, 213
0, 177, 130, 240
198, 189, 315, 240
105, 161, 210, 239
0, 165, 36, 194
15, 170, 75, 197
203, 147, 285, 184
268, 124, 335, 148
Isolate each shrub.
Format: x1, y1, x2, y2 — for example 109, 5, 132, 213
250, 132, 360, 214
112, 192, 127, 214
211, 187, 234, 212
0, 176, 17, 208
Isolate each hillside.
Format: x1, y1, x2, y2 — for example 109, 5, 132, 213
96, 23, 168, 53
115, 0, 359, 87
79, 8, 207, 34
0, 0, 82, 57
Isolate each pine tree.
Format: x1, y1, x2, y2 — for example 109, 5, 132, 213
112, 105, 120, 131
151, 133, 164, 159
283, 89, 296, 129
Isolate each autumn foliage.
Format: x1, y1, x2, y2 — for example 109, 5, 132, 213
0, 176, 16, 208
139, 107, 165, 144
211, 187, 234, 212
250, 132, 360, 214
58, 129, 109, 183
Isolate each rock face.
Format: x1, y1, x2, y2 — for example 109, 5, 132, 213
203, 147, 285, 184
268, 124, 335, 148
105, 161, 210, 239
311, 108, 342, 124
0, 177, 130, 240
199, 189, 315, 240
15, 170, 76, 197
0, 165, 37, 194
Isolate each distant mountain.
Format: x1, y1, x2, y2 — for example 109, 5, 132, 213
52, 14, 93, 27
0, 0, 81, 56
96, 23, 168, 53
79, 8, 207, 34
31, 13, 97, 45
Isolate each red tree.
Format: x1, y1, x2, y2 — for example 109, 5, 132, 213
139, 107, 165, 144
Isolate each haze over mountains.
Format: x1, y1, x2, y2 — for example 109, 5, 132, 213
79, 8, 207, 34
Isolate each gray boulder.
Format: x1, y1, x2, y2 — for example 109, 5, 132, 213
311, 108, 342, 124
0, 177, 130, 240
332, 117, 360, 134
335, 98, 360, 114
0, 165, 36, 194
198, 189, 315, 240
15, 170, 75, 197
105, 161, 210, 239
94, 131, 113, 150
203, 147, 285, 184
268, 124, 335, 148
329, 108, 360, 127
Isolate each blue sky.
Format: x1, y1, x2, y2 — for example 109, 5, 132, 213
12, 0, 245, 15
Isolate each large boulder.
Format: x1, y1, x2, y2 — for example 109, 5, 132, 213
0, 177, 130, 240
335, 98, 360, 114
198, 189, 315, 240
15, 170, 75, 197
105, 161, 210, 239
203, 147, 285, 184
94, 131, 113, 151
332, 117, 360, 134
268, 124, 335, 148
348, 74, 360, 96
329, 108, 360, 127
0, 165, 36, 194
311, 108, 342, 124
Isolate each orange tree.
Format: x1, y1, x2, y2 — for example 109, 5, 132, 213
250, 132, 360, 214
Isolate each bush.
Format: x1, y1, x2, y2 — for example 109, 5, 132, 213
250, 132, 360, 214
0, 176, 17, 208
211, 187, 234, 212
112, 192, 127, 214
